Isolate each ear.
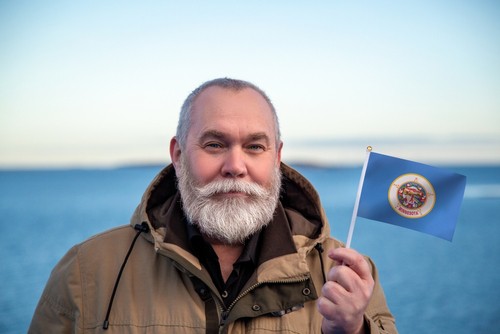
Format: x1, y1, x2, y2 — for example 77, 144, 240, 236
169, 136, 182, 169
276, 141, 283, 166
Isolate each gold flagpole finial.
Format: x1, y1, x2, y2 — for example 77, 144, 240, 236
366, 146, 372, 152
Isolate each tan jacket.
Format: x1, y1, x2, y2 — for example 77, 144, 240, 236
29, 163, 397, 333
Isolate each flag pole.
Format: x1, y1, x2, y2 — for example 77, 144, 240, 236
346, 146, 372, 249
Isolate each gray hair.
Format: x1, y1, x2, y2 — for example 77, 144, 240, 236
175, 78, 281, 149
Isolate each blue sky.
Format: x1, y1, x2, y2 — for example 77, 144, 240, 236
1, 1, 499, 167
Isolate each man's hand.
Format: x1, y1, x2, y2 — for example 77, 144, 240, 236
317, 247, 374, 334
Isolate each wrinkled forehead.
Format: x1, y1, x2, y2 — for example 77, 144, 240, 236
190, 86, 278, 134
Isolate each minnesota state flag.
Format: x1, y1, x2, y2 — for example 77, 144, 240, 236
357, 151, 466, 241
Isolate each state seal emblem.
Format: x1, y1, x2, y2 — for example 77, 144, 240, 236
388, 173, 436, 218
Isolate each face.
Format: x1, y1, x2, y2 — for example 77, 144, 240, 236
170, 86, 282, 190
170, 86, 283, 244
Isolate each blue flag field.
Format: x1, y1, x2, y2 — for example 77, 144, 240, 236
357, 151, 467, 241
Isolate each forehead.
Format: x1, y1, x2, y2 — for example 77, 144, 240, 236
189, 86, 276, 139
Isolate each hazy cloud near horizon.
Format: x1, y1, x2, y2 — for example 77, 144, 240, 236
1, 1, 499, 168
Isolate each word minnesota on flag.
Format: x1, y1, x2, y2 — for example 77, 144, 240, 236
389, 173, 435, 218
357, 152, 466, 241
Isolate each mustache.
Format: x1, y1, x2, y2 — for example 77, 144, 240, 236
196, 179, 269, 198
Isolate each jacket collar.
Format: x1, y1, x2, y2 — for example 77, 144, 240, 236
130, 162, 329, 270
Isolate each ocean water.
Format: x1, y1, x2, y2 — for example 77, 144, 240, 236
0, 165, 499, 333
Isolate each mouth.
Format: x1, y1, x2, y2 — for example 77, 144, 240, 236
213, 191, 249, 199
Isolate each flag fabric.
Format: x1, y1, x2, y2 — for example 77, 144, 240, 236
357, 151, 466, 241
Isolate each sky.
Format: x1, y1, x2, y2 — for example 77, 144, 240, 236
1, 1, 499, 168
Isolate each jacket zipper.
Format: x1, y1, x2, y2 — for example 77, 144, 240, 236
157, 250, 313, 329
218, 275, 310, 327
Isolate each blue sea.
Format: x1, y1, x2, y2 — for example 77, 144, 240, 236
1, 164, 499, 333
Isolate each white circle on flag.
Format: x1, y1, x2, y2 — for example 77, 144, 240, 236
388, 173, 436, 219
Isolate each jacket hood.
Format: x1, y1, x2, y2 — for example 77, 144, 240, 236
130, 162, 331, 254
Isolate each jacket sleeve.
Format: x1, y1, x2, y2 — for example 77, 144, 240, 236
363, 257, 398, 334
28, 245, 83, 334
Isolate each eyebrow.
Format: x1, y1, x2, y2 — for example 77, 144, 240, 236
199, 130, 225, 143
199, 130, 271, 145
247, 132, 271, 145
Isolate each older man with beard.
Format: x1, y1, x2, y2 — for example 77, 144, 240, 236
30, 78, 398, 334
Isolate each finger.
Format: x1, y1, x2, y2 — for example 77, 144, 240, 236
317, 294, 338, 321
321, 280, 349, 304
326, 265, 356, 292
328, 248, 372, 280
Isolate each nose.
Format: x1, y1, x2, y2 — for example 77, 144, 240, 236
221, 147, 247, 178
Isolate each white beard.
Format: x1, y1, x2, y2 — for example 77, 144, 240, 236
176, 156, 282, 245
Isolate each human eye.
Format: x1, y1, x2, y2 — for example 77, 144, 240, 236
246, 143, 266, 153
203, 142, 224, 151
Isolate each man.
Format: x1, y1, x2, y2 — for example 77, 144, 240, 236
29, 78, 397, 333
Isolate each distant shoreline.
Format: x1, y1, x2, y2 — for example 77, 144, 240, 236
1, 161, 499, 172
1, 141, 499, 170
